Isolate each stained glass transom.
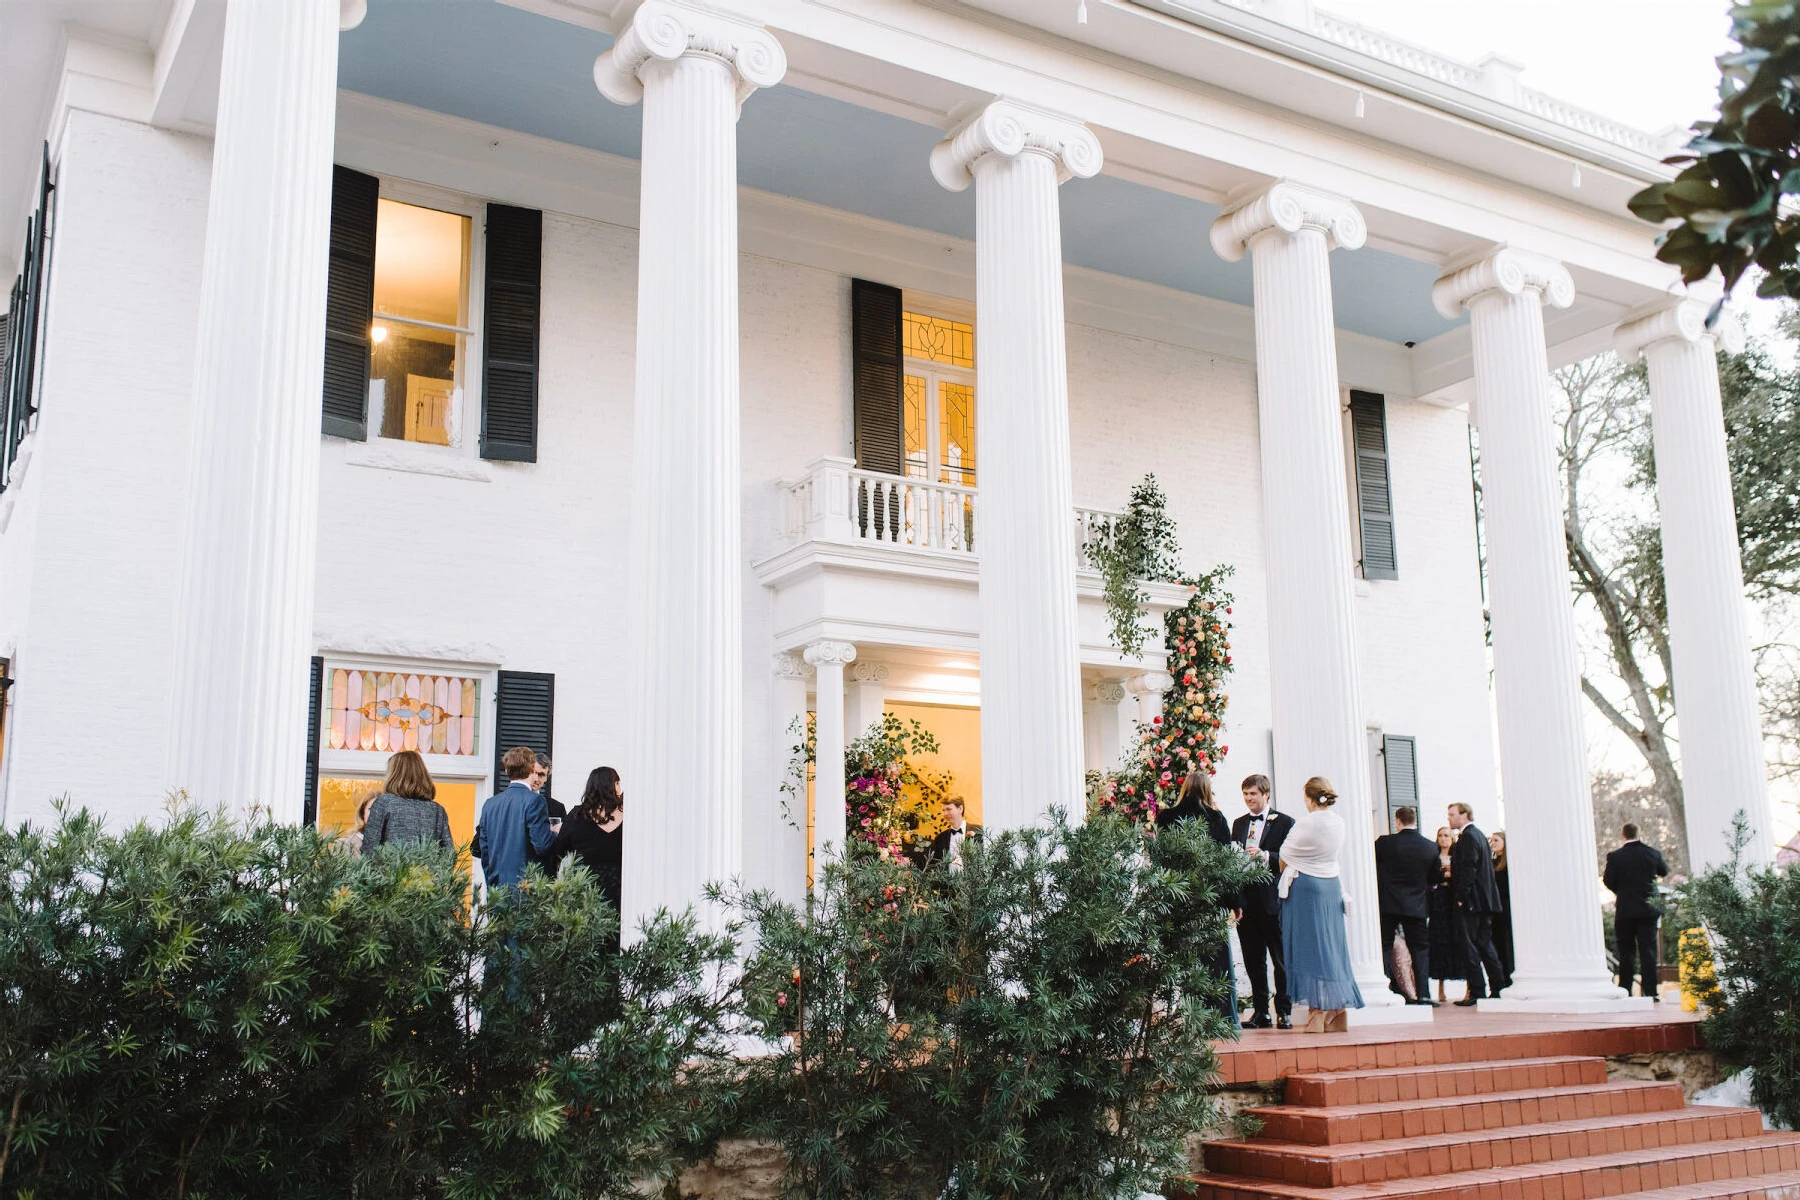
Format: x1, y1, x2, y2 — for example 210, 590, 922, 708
902, 312, 974, 368
939, 381, 976, 486
326, 670, 480, 756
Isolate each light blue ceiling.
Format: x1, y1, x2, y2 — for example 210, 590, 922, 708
338, 0, 1460, 345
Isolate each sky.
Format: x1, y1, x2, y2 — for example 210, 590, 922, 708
1323, 0, 1730, 136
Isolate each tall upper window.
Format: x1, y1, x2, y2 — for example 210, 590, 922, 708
371, 199, 471, 446
901, 311, 976, 488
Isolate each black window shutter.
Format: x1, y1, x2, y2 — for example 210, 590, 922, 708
493, 670, 555, 797
851, 278, 905, 474
1381, 734, 1418, 826
1349, 390, 1398, 580
303, 655, 325, 826
322, 166, 378, 441
482, 204, 542, 462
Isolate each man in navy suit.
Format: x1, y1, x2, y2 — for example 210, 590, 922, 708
1231, 774, 1295, 1029
474, 744, 557, 889
1447, 802, 1507, 1004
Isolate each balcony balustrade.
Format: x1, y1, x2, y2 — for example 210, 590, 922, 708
782, 456, 1121, 566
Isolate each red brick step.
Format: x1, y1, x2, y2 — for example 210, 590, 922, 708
1612, 1170, 1800, 1200
1250, 1078, 1685, 1145
1174, 1132, 1800, 1200
1282, 1055, 1605, 1107
1205, 1106, 1765, 1187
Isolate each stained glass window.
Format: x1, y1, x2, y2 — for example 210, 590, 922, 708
326, 669, 480, 756
902, 312, 974, 368
939, 381, 976, 486
903, 374, 929, 478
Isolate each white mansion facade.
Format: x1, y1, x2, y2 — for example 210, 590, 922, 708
0, 0, 1773, 1015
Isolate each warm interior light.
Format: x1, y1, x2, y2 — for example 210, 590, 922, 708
370, 323, 388, 344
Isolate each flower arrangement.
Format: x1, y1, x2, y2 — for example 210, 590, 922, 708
785, 712, 964, 863
1092, 563, 1236, 823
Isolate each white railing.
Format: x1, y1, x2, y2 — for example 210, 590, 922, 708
783, 457, 1122, 565
1074, 506, 1122, 572
1515, 88, 1665, 157
1310, 11, 1481, 89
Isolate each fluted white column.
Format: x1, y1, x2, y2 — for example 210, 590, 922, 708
846, 661, 888, 742
1212, 181, 1413, 1021
1434, 248, 1638, 1010
932, 100, 1099, 831
1617, 301, 1773, 870
770, 653, 812, 905
166, 0, 364, 819
805, 641, 856, 873
596, 2, 786, 933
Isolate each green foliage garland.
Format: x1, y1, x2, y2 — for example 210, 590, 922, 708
1087, 475, 1183, 659
1093, 565, 1237, 823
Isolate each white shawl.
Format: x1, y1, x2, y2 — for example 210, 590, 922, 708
1277, 807, 1346, 899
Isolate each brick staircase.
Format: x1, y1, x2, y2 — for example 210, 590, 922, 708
1175, 1020, 1800, 1200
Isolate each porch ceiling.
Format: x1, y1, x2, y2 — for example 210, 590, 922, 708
339, 0, 1462, 346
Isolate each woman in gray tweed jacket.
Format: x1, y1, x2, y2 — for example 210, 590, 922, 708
361, 750, 455, 854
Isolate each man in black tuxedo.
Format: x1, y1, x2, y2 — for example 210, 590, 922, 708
1604, 823, 1670, 1000
1446, 802, 1507, 1004
1374, 806, 1442, 1006
924, 798, 979, 869
1230, 774, 1294, 1029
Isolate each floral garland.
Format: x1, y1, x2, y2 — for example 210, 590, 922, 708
788, 713, 962, 863
1091, 564, 1236, 823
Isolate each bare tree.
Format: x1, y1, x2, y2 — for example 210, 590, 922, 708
1554, 358, 1688, 848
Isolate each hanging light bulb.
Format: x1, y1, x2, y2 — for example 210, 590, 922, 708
1571, 164, 1582, 188
1355, 91, 1366, 119
1078, 0, 1088, 23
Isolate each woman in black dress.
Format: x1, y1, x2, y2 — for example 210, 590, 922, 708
1157, 769, 1242, 1032
1489, 829, 1514, 988
1427, 826, 1463, 1003
548, 766, 625, 952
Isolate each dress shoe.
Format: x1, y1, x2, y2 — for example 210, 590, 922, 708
1406, 997, 1440, 1007
1243, 1015, 1273, 1030
1276, 1015, 1293, 1030
1453, 997, 1481, 1007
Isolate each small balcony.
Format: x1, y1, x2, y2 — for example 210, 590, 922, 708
753, 456, 1186, 671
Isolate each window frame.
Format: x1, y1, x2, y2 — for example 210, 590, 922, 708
361, 177, 487, 463
315, 652, 498, 794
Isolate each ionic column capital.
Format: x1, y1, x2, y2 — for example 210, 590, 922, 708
1209, 180, 1367, 263
340, 0, 368, 30
1615, 298, 1741, 361
930, 99, 1103, 193
1432, 247, 1575, 319
1125, 670, 1174, 698
593, 1, 787, 107
850, 661, 889, 684
772, 652, 813, 680
1089, 679, 1128, 705
803, 640, 857, 669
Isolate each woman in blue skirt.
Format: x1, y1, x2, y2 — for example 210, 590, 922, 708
1279, 776, 1365, 1032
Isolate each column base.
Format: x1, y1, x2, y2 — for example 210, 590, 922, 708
1345, 1003, 1436, 1026
1477, 996, 1656, 1014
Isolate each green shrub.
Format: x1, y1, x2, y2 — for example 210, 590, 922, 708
1688, 815, 1800, 1130
727, 810, 1259, 1200
0, 803, 735, 1199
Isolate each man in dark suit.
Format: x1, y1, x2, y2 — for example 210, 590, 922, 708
925, 798, 979, 869
1446, 802, 1507, 1004
1231, 774, 1294, 1029
1375, 806, 1442, 1006
1604, 823, 1670, 1000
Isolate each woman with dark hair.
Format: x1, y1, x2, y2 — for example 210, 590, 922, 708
1158, 769, 1242, 1032
1489, 829, 1514, 988
548, 767, 625, 947
1279, 776, 1365, 1033
361, 750, 455, 854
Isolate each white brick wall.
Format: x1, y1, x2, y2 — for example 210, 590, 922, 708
0, 109, 1499, 868
0, 112, 211, 828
